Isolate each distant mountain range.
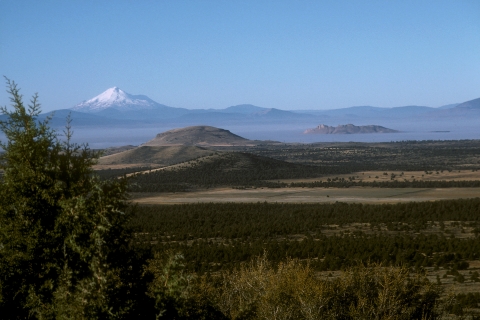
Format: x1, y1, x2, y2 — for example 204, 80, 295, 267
58, 87, 480, 125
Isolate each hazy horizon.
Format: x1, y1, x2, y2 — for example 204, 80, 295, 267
1, 1, 479, 112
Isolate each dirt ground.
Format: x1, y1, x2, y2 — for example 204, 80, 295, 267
132, 187, 480, 205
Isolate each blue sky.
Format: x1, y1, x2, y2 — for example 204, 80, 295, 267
1, 1, 479, 112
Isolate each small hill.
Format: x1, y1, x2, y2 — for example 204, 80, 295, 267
142, 126, 255, 146
304, 124, 400, 134
100, 145, 137, 157
96, 145, 216, 168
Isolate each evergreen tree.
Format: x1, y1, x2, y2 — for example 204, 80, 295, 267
0, 79, 146, 318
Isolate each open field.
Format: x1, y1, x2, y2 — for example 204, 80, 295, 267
273, 169, 480, 183
132, 187, 480, 204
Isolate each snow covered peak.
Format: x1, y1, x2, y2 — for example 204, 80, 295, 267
72, 87, 161, 113
91, 87, 128, 104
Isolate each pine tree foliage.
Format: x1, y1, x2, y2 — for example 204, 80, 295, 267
0, 79, 138, 319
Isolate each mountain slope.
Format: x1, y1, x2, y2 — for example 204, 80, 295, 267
72, 87, 161, 112
71, 87, 189, 119
455, 97, 480, 109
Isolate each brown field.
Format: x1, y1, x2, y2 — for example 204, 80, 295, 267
273, 169, 480, 183
132, 187, 480, 205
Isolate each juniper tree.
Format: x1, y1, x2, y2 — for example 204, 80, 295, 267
0, 79, 147, 319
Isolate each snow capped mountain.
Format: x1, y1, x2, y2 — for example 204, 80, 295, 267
72, 87, 162, 113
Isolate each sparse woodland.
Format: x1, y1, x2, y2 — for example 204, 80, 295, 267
101, 139, 480, 192
1, 81, 480, 319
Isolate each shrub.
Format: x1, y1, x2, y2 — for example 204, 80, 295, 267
211, 254, 443, 320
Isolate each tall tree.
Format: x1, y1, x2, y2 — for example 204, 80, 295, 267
0, 79, 144, 319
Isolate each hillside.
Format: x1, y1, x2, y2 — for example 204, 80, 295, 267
96, 145, 215, 168
304, 124, 400, 134
142, 125, 255, 146
128, 152, 324, 192
455, 97, 480, 109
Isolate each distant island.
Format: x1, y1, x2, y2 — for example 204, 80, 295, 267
304, 124, 400, 134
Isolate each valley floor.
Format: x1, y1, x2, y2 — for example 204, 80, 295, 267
132, 187, 480, 204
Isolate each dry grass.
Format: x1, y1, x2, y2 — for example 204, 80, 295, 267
95, 145, 218, 169
131, 187, 480, 205
273, 169, 480, 184
94, 163, 164, 170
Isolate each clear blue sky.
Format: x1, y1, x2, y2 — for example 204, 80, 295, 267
1, 1, 479, 112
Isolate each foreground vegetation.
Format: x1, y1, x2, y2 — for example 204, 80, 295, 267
145, 254, 447, 320
129, 201, 480, 317
1, 81, 479, 318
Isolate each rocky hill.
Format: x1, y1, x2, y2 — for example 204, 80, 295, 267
304, 124, 400, 134
142, 126, 256, 146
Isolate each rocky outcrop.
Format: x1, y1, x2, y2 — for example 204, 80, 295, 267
304, 124, 400, 134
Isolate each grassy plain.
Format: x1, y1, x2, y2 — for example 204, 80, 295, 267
132, 187, 480, 204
